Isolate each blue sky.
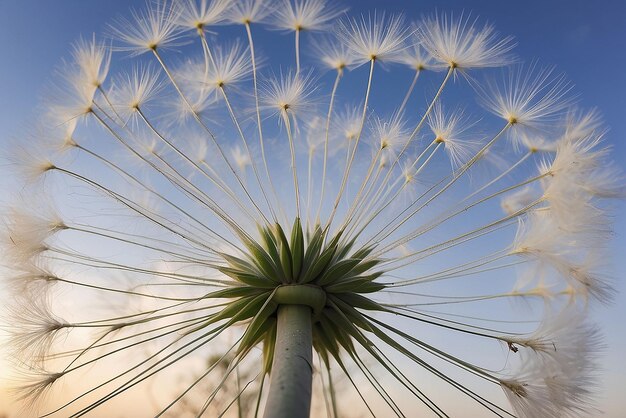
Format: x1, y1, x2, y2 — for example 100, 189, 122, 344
0, 0, 625, 416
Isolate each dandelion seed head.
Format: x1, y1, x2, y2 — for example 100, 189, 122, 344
261, 70, 317, 117
176, 0, 232, 31
338, 12, 408, 65
208, 41, 253, 89
369, 112, 407, 153
397, 30, 436, 71
72, 35, 112, 89
227, 0, 274, 24
273, 0, 346, 32
109, 0, 185, 54
501, 186, 541, 216
7, 290, 70, 362
110, 65, 164, 119
502, 311, 600, 418
312, 36, 357, 72
231, 144, 252, 171
419, 12, 515, 70
12, 368, 65, 410
428, 102, 478, 169
333, 105, 362, 143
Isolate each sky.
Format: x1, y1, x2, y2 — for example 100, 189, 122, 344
0, 0, 625, 417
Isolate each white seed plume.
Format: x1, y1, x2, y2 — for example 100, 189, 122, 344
369, 112, 408, 153
312, 35, 357, 72
427, 102, 479, 170
419, 12, 515, 70
207, 41, 253, 89
501, 311, 600, 418
261, 70, 317, 117
231, 144, 252, 172
273, 0, 346, 32
481, 64, 572, 132
7, 290, 70, 361
109, 0, 185, 54
227, 0, 275, 24
71, 35, 111, 89
338, 12, 408, 65
501, 186, 541, 216
176, 0, 233, 31
110, 65, 164, 119
397, 30, 435, 71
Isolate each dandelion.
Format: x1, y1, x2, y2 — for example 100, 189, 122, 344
109, 0, 185, 54
72, 35, 112, 90
427, 102, 479, 170
109, 65, 164, 121
419, 12, 515, 72
2, 2, 622, 418
338, 12, 408, 65
176, 0, 233, 33
227, 0, 275, 25
312, 36, 357, 73
272, 0, 347, 72
480, 64, 573, 144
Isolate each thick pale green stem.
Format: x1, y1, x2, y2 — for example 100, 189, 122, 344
263, 304, 313, 418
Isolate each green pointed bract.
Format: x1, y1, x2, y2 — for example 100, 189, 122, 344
241, 236, 283, 283
212, 219, 387, 378
324, 272, 385, 293
274, 223, 293, 283
213, 292, 271, 323
237, 296, 279, 356
333, 292, 388, 312
316, 258, 362, 286
205, 286, 267, 299
299, 241, 337, 284
301, 225, 324, 271
290, 217, 304, 280
218, 266, 277, 288
258, 224, 286, 282
262, 320, 278, 374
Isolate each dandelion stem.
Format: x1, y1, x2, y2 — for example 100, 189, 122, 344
374, 122, 512, 248
398, 69, 421, 114
245, 22, 286, 224
220, 86, 277, 220
462, 150, 533, 203
371, 67, 454, 211
315, 68, 343, 223
282, 111, 302, 217
263, 304, 312, 418
295, 29, 301, 74
327, 59, 375, 230
151, 48, 270, 225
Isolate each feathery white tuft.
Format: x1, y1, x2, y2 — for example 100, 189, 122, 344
110, 65, 164, 119
481, 65, 572, 135
427, 102, 479, 170
338, 12, 408, 65
260, 70, 317, 117
227, 0, 275, 24
313, 36, 357, 72
273, 0, 346, 32
109, 0, 185, 54
71, 35, 111, 89
501, 311, 600, 418
397, 30, 435, 71
419, 12, 514, 70
176, 0, 232, 31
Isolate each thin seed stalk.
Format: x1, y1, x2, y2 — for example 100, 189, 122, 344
263, 304, 313, 418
